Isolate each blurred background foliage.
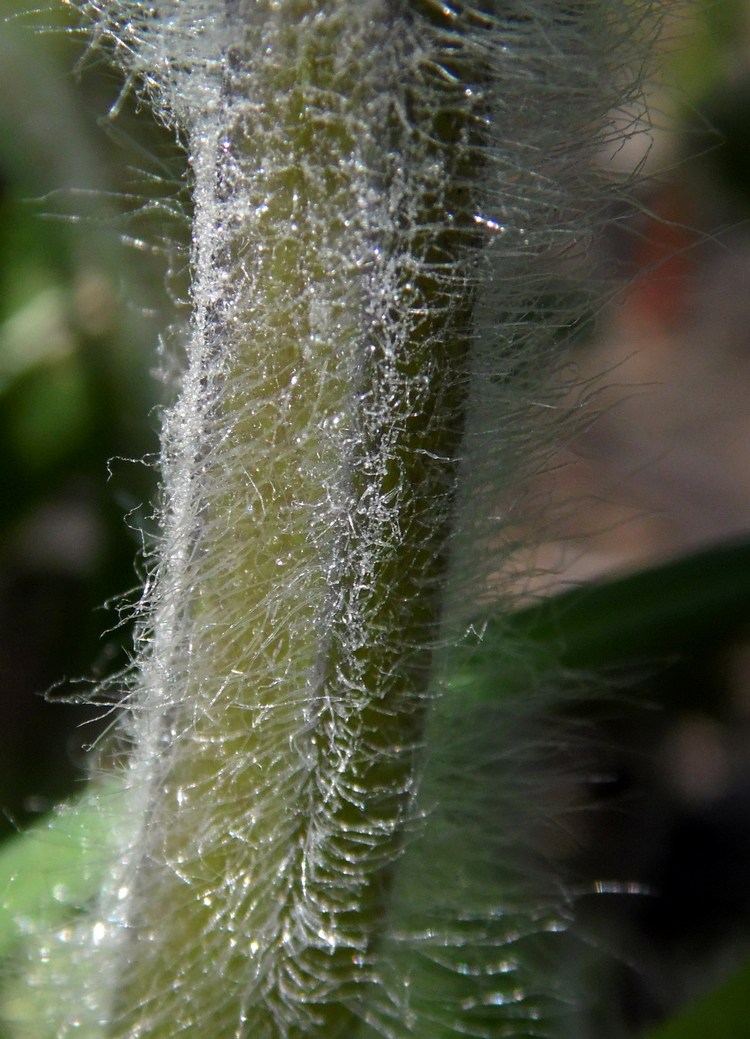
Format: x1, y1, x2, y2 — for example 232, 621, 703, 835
2, 1, 750, 1038
0, 0, 188, 837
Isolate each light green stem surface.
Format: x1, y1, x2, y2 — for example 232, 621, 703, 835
2, 3, 664, 1038
109, 6, 483, 1036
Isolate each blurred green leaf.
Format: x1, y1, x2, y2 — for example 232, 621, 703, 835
669, 0, 750, 110
0, 787, 112, 963
463, 539, 750, 685
640, 960, 750, 1039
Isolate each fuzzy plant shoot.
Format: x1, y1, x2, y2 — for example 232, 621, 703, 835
8, 2, 666, 1038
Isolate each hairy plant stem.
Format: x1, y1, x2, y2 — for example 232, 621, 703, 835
11, 3, 666, 1037
104, 5, 488, 1037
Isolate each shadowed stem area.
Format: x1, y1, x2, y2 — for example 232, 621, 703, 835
107, 4, 488, 1036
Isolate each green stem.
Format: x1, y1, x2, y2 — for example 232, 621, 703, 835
106, 6, 484, 1037
11, 3, 664, 1037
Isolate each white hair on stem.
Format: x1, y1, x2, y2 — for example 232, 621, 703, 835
12, 2, 665, 1037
